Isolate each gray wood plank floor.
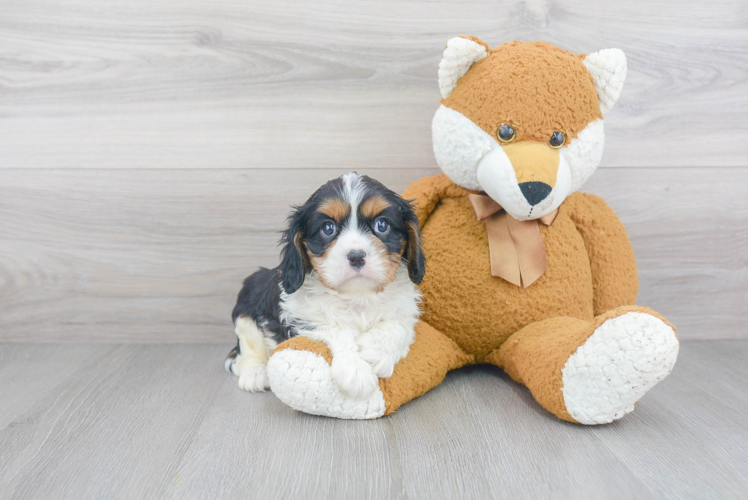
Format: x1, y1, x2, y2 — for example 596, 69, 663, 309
1, 341, 746, 499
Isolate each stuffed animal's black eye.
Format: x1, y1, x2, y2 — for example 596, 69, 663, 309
549, 131, 565, 148
374, 219, 389, 235
497, 124, 516, 143
321, 221, 337, 237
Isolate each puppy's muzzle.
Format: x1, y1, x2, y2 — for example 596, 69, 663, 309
347, 250, 366, 269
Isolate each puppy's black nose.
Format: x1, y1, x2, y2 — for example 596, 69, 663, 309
347, 250, 366, 269
519, 181, 552, 206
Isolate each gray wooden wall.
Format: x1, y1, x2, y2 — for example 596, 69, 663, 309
1, 0, 746, 341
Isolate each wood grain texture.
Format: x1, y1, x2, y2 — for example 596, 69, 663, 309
1, 167, 745, 342
0, 341, 747, 498
0, 0, 746, 169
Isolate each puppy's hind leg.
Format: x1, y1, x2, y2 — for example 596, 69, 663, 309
227, 316, 277, 392
224, 340, 240, 374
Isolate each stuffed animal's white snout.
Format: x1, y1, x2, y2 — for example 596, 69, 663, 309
476, 145, 572, 221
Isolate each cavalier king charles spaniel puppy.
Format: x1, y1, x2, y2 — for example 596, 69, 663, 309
225, 172, 425, 399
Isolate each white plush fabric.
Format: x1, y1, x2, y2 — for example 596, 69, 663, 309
438, 37, 488, 99
584, 49, 627, 115
433, 104, 590, 220
267, 348, 386, 420
476, 145, 572, 221
561, 118, 605, 192
434, 50, 618, 199
561, 312, 679, 425
432, 104, 493, 192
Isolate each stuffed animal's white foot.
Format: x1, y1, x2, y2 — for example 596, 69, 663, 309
267, 348, 386, 419
561, 311, 679, 425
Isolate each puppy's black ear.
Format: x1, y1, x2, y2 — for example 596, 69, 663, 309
401, 200, 426, 285
279, 207, 310, 294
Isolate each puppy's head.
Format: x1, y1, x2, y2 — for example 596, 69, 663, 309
279, 172, 425, 294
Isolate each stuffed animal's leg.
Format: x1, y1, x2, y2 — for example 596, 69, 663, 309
267, 321, 472, 419
486, 305, 679, 424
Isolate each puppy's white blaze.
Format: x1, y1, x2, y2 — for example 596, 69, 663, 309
341, 171, 365, 229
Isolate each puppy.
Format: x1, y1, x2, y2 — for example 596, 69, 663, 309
225, 172, 426, 398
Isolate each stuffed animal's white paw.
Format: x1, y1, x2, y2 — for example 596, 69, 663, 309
267, 348, 385, 419
330, 352, 380, 400
237, 364, 270, 392
561, 311, 679, 424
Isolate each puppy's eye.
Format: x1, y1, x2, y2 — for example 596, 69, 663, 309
548, 131, 565, 148
497, 124, 516, 143
374, 219, 389, 235
321, 221, 337, 237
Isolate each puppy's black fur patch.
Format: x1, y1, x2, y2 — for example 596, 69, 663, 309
231, 268, 290, 339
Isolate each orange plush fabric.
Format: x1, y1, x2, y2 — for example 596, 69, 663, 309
443, 40, 602, 144
487, 305, 675, 423
563, 193, 639, 315
380, 321, 473, 415
273, 336, 334, 364
402, 174, 640, 361
272, 322, 472, 416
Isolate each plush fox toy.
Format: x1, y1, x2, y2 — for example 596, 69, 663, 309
266, 38, 679, 424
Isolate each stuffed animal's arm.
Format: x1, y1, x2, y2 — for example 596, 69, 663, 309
402, 173, 470, 226
564, 192, 638, 315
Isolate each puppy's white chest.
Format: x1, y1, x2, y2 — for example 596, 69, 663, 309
280, 269, 418, 335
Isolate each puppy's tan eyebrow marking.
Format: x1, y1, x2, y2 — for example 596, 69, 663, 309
318, 197, 350, 221
360, 195, 391, 219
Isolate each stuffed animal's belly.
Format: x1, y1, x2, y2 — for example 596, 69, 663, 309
419, 197, 594, 360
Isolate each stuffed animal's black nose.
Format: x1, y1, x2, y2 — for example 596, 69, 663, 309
519, 182, 552, 206
347, 250, 366, 268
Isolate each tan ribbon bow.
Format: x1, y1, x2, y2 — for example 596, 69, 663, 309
467, 194, 559, 288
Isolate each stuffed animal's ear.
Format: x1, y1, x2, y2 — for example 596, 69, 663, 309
278, 208, 310, 294
438, 36, 489, 99
584, 48, 627, 114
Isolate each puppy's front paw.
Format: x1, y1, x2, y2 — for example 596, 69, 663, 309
358, 337, 398, 379
237, 365, 270, 392
330, 352, 379, 399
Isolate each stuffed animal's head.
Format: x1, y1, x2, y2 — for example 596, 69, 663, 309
432, 37, 626, 220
